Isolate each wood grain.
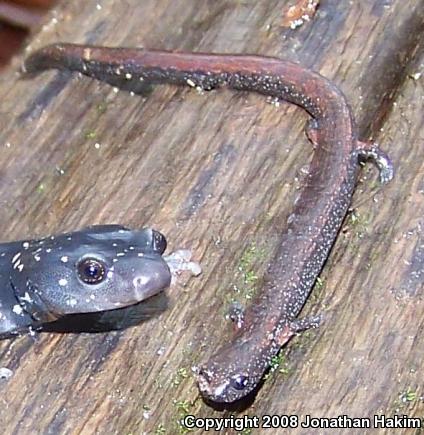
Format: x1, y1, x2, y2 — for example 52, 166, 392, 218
0, 0, 423, 433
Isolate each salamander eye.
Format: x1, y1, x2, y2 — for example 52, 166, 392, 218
77, 258, 107, 284
152, 230, 167, 254
230, 374, 249, 391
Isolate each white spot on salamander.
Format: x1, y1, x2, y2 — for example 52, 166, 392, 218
22, 242, 30, 249
12, 305, 24, 315
13, 259, 22, 270
213, 381, 230, 397
58, 278, 68, 286
12, 252, 21, 264
60, 256, 69, 263
66, 297, 77, 307
34, 254, 41, 262
133, 276, 149, 287
21, 292, 33, 303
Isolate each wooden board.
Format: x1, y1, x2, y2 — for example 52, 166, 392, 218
0, 0, 423, 433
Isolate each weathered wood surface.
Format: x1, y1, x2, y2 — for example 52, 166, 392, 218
0, 0, 423, 433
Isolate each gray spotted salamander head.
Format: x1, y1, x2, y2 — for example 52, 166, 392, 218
10, 225, 171, 320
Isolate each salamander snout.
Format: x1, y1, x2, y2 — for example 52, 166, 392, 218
130, 257, 171, 301
196, 361, 254, 403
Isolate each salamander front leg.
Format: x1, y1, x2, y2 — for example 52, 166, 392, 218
289, 314, 322, 333
273, 315, 322, 346
357, 140, 394, 184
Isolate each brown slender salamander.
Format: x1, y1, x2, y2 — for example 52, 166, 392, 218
24, 44, 393, 403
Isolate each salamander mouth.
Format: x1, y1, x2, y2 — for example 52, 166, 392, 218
196, 369, 211, 393
196, 368, 230, 401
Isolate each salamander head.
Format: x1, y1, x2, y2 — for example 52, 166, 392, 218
10, 225, 171, 320
196, 340, 270, 403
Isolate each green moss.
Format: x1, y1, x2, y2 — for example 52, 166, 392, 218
293, 330, 314, 350
391, 387, 422, 413
344, 210, 372, 256
315, 277, 324, 290
96, 102, 108, 114
264, 352, 291, 380
171, 367, 189, 387
154, 423, 166, 435
348, 210, 369, 239
176, 421, 192, 435
400, 387, 419, 403
173, 398, 198, 434
173, 399, 192, 414
238, 244, 263, 272
308, 276, 326, 305
244, 270, 259, 285
84, 130, 97, 140
233, 243, 267, 302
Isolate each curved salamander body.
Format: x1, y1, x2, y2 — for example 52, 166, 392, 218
24, 44, 393, 403
0, 225, 171, 337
